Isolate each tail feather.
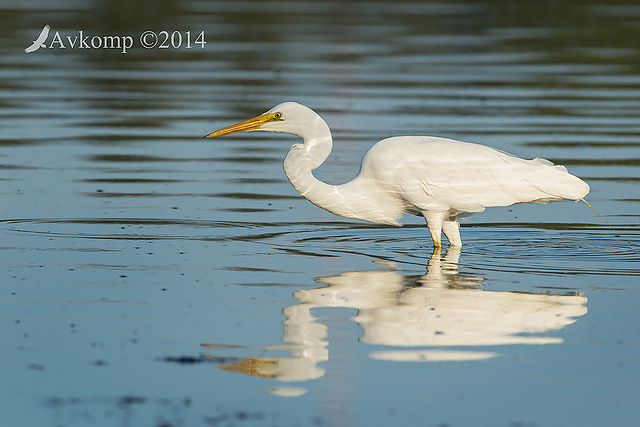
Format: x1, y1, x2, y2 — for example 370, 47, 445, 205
581, 198, 611, 228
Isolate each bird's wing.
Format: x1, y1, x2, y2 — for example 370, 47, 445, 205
363, 137, 588, 214
25, 42, 39, 53
36, 25, 50, 43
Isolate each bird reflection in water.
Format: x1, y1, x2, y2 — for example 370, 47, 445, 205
202, 247, 587, 392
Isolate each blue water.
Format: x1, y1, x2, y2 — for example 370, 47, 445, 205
1, 1, 639, 426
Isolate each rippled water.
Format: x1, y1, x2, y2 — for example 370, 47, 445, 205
2, 1, 639, 426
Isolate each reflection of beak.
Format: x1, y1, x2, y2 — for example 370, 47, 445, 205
204, 113, 271, 139
210, 356, 279, 379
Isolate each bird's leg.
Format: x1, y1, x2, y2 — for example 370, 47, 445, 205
443, 218, 462, 247
422, 211, 444, 248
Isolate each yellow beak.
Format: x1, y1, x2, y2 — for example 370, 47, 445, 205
204, 112, 273, 139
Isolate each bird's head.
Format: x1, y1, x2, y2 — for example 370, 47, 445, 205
204, 102, 323, 140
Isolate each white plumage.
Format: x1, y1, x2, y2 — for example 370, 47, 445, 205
206, 102, 590, 247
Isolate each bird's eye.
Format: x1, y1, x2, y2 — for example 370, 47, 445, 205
273, 112, 283, 119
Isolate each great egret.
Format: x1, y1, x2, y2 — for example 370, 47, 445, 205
205, 102, 591, 247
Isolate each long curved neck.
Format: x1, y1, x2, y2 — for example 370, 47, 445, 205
283, 118, 338, 209
282, 118, 401, 225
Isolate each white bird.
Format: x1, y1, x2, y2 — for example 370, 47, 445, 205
25, 24, 50, 53
205, 102, 592, 247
